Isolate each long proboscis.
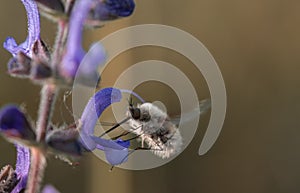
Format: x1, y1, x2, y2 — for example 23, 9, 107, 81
98, 117, 131, 137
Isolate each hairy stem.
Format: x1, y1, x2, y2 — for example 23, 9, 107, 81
26, 148, 46, 193
36, 84, 58, 142
26, 85, 57, 193
52, 20, 69, 70
25, 84, 57, 193
26, 84, 58, 193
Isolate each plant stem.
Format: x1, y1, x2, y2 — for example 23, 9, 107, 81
26, 84, 57, 193
52, 20, 69, 70
26, 148, 46, 193
36, 84, 58, 142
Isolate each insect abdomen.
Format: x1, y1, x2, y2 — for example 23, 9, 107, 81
146, 123, 183, 159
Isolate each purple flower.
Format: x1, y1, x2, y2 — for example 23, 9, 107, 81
91, 137, 130, 165
3, 0, 40, 57
45, 87, 144, 165
61, 0, 106, 80
79, 87, 130, 165
89, 0, 135, 21
41, 185, 60, 193
0, 106, 32, 192
61, 0, 135, 81
11, 145, 30, 193
119, 89, 146, 103
0, 145, 30, 193
0, 105, 36, 142
72, 43, 106, 86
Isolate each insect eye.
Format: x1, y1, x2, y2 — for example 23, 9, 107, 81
129, 107, 140, 119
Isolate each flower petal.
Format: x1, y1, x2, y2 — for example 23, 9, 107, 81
15, 145, 30, 177
60, 0, 94, 78
103, 148, 128, 166
79, 88, 122, 150
11, 145, 30, 193
91, 137, 130, 165
42, 185, 60, 193
3, 37, 19, 56
120, 89, 145, 103
92, 137, 130, 150
3, 0, 40, 57
75, 43, 106, 86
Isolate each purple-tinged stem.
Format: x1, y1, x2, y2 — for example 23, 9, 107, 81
26, 84, 57, 193
51, 20, 69, 70
36, 84, 57, 142
26, 148, 46, 193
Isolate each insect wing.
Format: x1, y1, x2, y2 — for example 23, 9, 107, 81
171, 99, 211, 125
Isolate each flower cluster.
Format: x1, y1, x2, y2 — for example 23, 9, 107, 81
0, 0, 136, 192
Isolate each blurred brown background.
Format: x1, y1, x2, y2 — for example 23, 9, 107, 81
1, 0, 300, 193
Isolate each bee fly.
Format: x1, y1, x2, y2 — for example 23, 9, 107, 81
125, 102, 183, 159
99, 99, 211, 160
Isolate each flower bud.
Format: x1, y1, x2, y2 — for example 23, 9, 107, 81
0, 105, 36, 143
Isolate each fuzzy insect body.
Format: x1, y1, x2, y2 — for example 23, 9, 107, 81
127, 103, 183, 159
